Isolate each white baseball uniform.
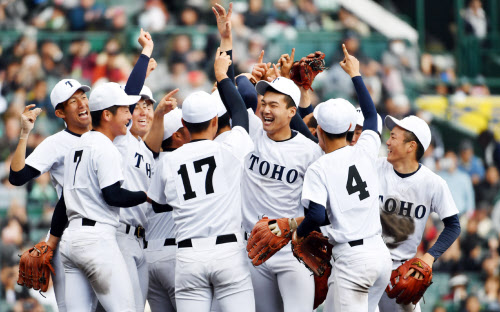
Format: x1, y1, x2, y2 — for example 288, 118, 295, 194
241, 122, 323, 312
113, 130, 154, 312
148, 126, 255, 312
302, 130, 392, 312
25, 128, 83, 312
376, 158, 459, 312
144, 151, 177, 312
60, 131, 135, 312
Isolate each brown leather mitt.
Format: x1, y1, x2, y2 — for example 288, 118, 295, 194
17, 242, 55, 293
289, 51, 327, 90
386, 257, 433, 305
313, 264, 331, 309
291, 231, 332, 277
247, 217, 293, 266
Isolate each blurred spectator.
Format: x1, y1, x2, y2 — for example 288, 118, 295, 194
168, 34, 205, 71
442, 274, 469, 305
0, 0, 28, 29
244, 0, 267, 29
93, 38, 131, 84
461, 217, 485, 271
463, 295, 482, 312
28, 172, 57, 208
478, 130, 500, 173
295, 0, 321, 31
180, 6, 201, 26
475, 166, 500, 205
67, 0, 106, 31
269, 0, 297, 26
458, 140, 486, 186
0, 113, 22, 161
26, 79, 53, 117
69, 37, 97, 85
438, 151, 475, 216
470, 75, 491, 96
384, 94, 411, 119
433, 240, 463, 274
463, 0, 487, 40
31, 4, 68, 30
478, 276, 500, 310
491, 200, 500, 235
337, 8, 370, 37
11, 297, 45, 311
382, 39, 420, 78
137, 0, 169, 32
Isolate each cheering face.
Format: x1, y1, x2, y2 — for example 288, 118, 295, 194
349, 125, 363, 146
386, 126, 411, 164
57, 90, 91, 130
130, 99, 154, 138
109, 106, 132, 137
260, 91, 295, 136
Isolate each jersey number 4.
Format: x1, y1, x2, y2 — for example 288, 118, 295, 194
177, 156, 217, 200
346, 165, 369, 200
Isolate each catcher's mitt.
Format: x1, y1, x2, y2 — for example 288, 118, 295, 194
313, 264, 331, 309
17, 242, 55, 293
291, 231, 332, 277
247, 217, 293, 266
289, 51, 327, 91
386, 257, 433, 305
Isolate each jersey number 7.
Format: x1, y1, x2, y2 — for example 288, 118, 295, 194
177, 156, 217, 200
346, 165, 369, 200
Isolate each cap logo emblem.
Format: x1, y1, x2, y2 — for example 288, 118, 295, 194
65, 81, 73, 88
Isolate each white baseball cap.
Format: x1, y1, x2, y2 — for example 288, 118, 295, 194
89, 82, 141, 112
385, 115, 432, 151
140, 85, 156, 104
355, 108, 383, 135
163, 107, 183, 140
182, 91, 217, 123
255, 77, 300, 108
211, 89, 227, 117
50, 79, 91, 109
313, 98, 357, 134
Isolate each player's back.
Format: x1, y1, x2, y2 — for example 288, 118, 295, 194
157, 127, 253, 242
241, 130, 322, 232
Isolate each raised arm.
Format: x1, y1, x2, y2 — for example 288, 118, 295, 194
213, 3, 235, 83
124, 29, 154, 100
144, 89, 179, 153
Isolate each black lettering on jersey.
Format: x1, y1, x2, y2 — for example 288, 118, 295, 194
73, 150, 83, 185
178, 156, 216, 201
259, 161, 270, 175
271, 165, 285, 181
65, 80, 73, 88
286, 169, 298, 184
145, 163, 152, 178
346, 165, 369, 200
380, 196, 427, 220
247, 153, 300, 184
134, 153, 144, 168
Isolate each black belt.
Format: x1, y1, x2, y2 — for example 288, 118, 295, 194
82, 218, 96, 226
348, 239, 363, 247
125, 224, 145, 239
178, 234, 237, 248
392, 259, 408, 264
143, 238, 176, 249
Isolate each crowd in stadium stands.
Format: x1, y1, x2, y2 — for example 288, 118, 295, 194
0, 0, 500, 311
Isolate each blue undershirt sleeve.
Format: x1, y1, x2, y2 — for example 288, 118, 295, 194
217, 78, 249, 132
296, 201, 326, 237
101, 181, 147, 207
427, 214, 461, 260
9, 165, 41, 186
352, 76, 377, 132
124, 53, 150, 114
236, 76, 258, 112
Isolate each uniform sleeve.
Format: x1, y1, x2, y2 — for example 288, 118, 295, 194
355, 130, 380, 161
147, 159, 168, 205
248, 108, 262, 139
94, 145, 124, 189
222, 126, 255, 162
431, 176, 460, 220
25, 136, 60, 174
301, 164, 328, 208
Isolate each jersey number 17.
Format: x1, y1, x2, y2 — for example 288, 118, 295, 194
177, 156, 217, 201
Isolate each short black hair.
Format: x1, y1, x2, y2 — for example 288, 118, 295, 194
217, 112, 230, 132
305, 114, 317, 129
161, 137, 173, 150
403, 130, 425, 161
323, 130, 348, 140
183, 118, 212, 134
91, 105, 120, 128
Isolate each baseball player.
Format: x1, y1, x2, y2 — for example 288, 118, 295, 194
147, 48, 255, 312
292, 44, 392, 312
349, 107, 383, 145
241, 65, 323, 311
145, 108, 189, 312
9, 78, 91, 312
59, 82, 149, 312
377, 116, 461, 311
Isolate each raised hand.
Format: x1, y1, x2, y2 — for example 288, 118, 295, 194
278, 48, 295, 79
146, 58, 157, 79
214, 47, 232, 81
339, 44, 360, 78
212, 2, 233, 39
155, 89, 179, 117
20, 104, 42, 139
266, 64, 281, 82
138, 28, 154, 57
252, 50, 271, 82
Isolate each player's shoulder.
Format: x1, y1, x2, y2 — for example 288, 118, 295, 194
419, 164, 448, 187
293, 132, 322, 153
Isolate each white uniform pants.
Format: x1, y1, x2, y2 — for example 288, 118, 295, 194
59, 220, 135, 312
116, 224, 149, 312
145, 239, 177, 312
175, 234, 255, 312
248, 245, 315, 312
323, 235, 392, 312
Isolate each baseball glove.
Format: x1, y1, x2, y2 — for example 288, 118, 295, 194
386, 257, 433, 305
289, 51, 327, 91
17, 242, 55, 293
313, 264, 331, 309
291, 231, 332, 277
247, 217, 293, 266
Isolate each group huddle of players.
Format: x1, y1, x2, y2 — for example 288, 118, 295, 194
9, 3, 462, 312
